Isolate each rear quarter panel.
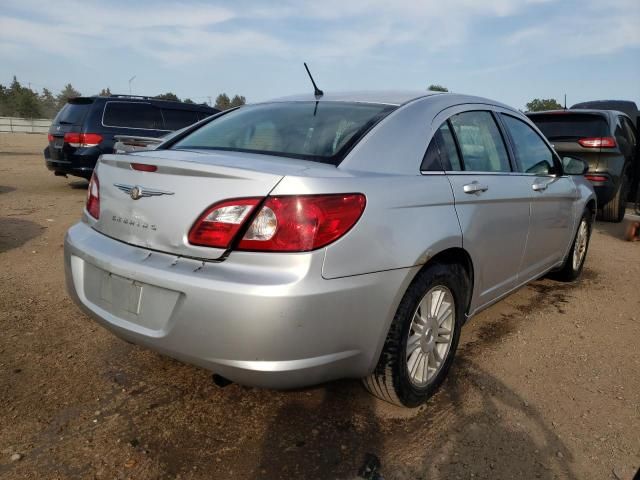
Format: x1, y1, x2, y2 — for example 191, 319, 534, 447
270, 174, 461, 279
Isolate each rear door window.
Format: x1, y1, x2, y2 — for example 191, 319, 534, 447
421, 122, 462, 171
102, 102, 165, 130
501, 114, 556, 175
161, 109, 200, 130
54, 100, 93, 126
449, 111, 511, 172
529, 114, 608, 141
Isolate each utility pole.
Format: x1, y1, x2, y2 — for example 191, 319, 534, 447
129, 76, 136, 95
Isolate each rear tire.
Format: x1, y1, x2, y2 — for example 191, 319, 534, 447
552, 208, 592, 282
363, 262, 466, 407
599, 176, 628, 223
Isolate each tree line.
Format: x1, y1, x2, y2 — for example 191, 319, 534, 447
0, 76, 246, 119
1, 74, 566, 119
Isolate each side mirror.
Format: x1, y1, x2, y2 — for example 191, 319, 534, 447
562, 156, 589, 175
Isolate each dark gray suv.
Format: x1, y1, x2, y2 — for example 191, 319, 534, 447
528, 109, 638, 222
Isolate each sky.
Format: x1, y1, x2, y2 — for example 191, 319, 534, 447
1, 0, 639, 110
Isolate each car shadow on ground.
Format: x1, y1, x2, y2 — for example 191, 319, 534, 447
249, 357, 578, 479
69, 179, 89, 189
0, 217, 44, 253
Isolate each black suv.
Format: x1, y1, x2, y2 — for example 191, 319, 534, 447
527, 109, 638, 222
44, 95, 218, 179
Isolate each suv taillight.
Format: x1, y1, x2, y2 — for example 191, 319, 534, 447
578, 137, 616, 148
188, 194, 366, 252
86, 173, 100, 219
64, 132, 103, 147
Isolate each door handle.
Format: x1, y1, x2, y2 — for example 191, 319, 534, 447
463, 182, 489, 194
532, 182, 548, 192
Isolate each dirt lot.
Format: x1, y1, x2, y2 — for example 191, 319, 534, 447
1, 133, 639, 480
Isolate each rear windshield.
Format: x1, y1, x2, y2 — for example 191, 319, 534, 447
171, 102, 396, 164
54, 100, 93, 125
529, 113, 608, 141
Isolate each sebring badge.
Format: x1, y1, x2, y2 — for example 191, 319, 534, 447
114, 183, 174, 200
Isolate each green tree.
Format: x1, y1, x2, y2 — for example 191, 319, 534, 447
525, 98, 563, 112
428, 84, 448, 92
230, 95, 246, 108
98, 87, 112, 96
183, 98, 195, 104
155, 92, 180, 102
214, 93, 231, 110
15, 90, 42, 118
0, 83, 9, 116
40, 88, 58, 118
57, 83, 81, 110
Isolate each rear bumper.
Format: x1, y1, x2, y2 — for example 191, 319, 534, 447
64, 222, 413, 389
44, 146, 99, 178
586, 175, 616, 205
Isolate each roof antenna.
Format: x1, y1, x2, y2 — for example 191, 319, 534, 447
564, 93, 567, 110
304, 62, 323, 98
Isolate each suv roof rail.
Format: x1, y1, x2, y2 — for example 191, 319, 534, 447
108, 94, 156, 100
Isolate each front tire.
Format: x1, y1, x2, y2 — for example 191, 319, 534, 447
552, 208, 592, 282
363, 263, 466, 407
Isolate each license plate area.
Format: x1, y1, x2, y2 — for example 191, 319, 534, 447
53, 137, 64, 149
100, 273, 143, 315
81, 260, 181, 332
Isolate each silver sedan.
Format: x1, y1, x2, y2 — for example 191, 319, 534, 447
64, 91, 595, 407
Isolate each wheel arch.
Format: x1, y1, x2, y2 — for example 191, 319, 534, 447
413, 247, 475, 319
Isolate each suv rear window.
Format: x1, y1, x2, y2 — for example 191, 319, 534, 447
171, 102, 396, 164
529, 114, 608, 141
54, 100, 93, 125
103, 102, 165, 130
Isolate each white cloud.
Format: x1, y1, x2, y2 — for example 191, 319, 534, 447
0, 0, 638, 67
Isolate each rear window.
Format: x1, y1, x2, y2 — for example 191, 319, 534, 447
529, 114, 608, 141
161, 108, 200, 130
103, 102, 165, 130
54, 100, 93, 125
171, 102, 396, 164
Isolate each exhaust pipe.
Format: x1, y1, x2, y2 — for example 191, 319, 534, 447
212, 374, 233, 388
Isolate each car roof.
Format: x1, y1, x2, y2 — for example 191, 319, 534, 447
259, 91, 517, 110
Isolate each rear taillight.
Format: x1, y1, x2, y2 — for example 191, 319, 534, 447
64, 132, 103, 147
86, 173, 100, 219
584, 174, 608, 183
578, 137, 616, 148
47, 133, 54, 142
188, 198, 262, 248
238, 194, 366, 252
188, 194, 366, 252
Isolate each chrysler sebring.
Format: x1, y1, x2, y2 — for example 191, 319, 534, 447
65, 92, 595, 407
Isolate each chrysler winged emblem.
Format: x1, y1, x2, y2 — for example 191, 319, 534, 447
114, 183, 174, 200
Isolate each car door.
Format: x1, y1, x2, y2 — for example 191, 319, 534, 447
433, 108, 532, 312
499, 113, 577, 278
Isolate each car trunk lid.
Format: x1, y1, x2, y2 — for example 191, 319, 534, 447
92, 149, 323, 260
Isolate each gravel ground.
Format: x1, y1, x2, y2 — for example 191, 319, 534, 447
1, 133, 639, 480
